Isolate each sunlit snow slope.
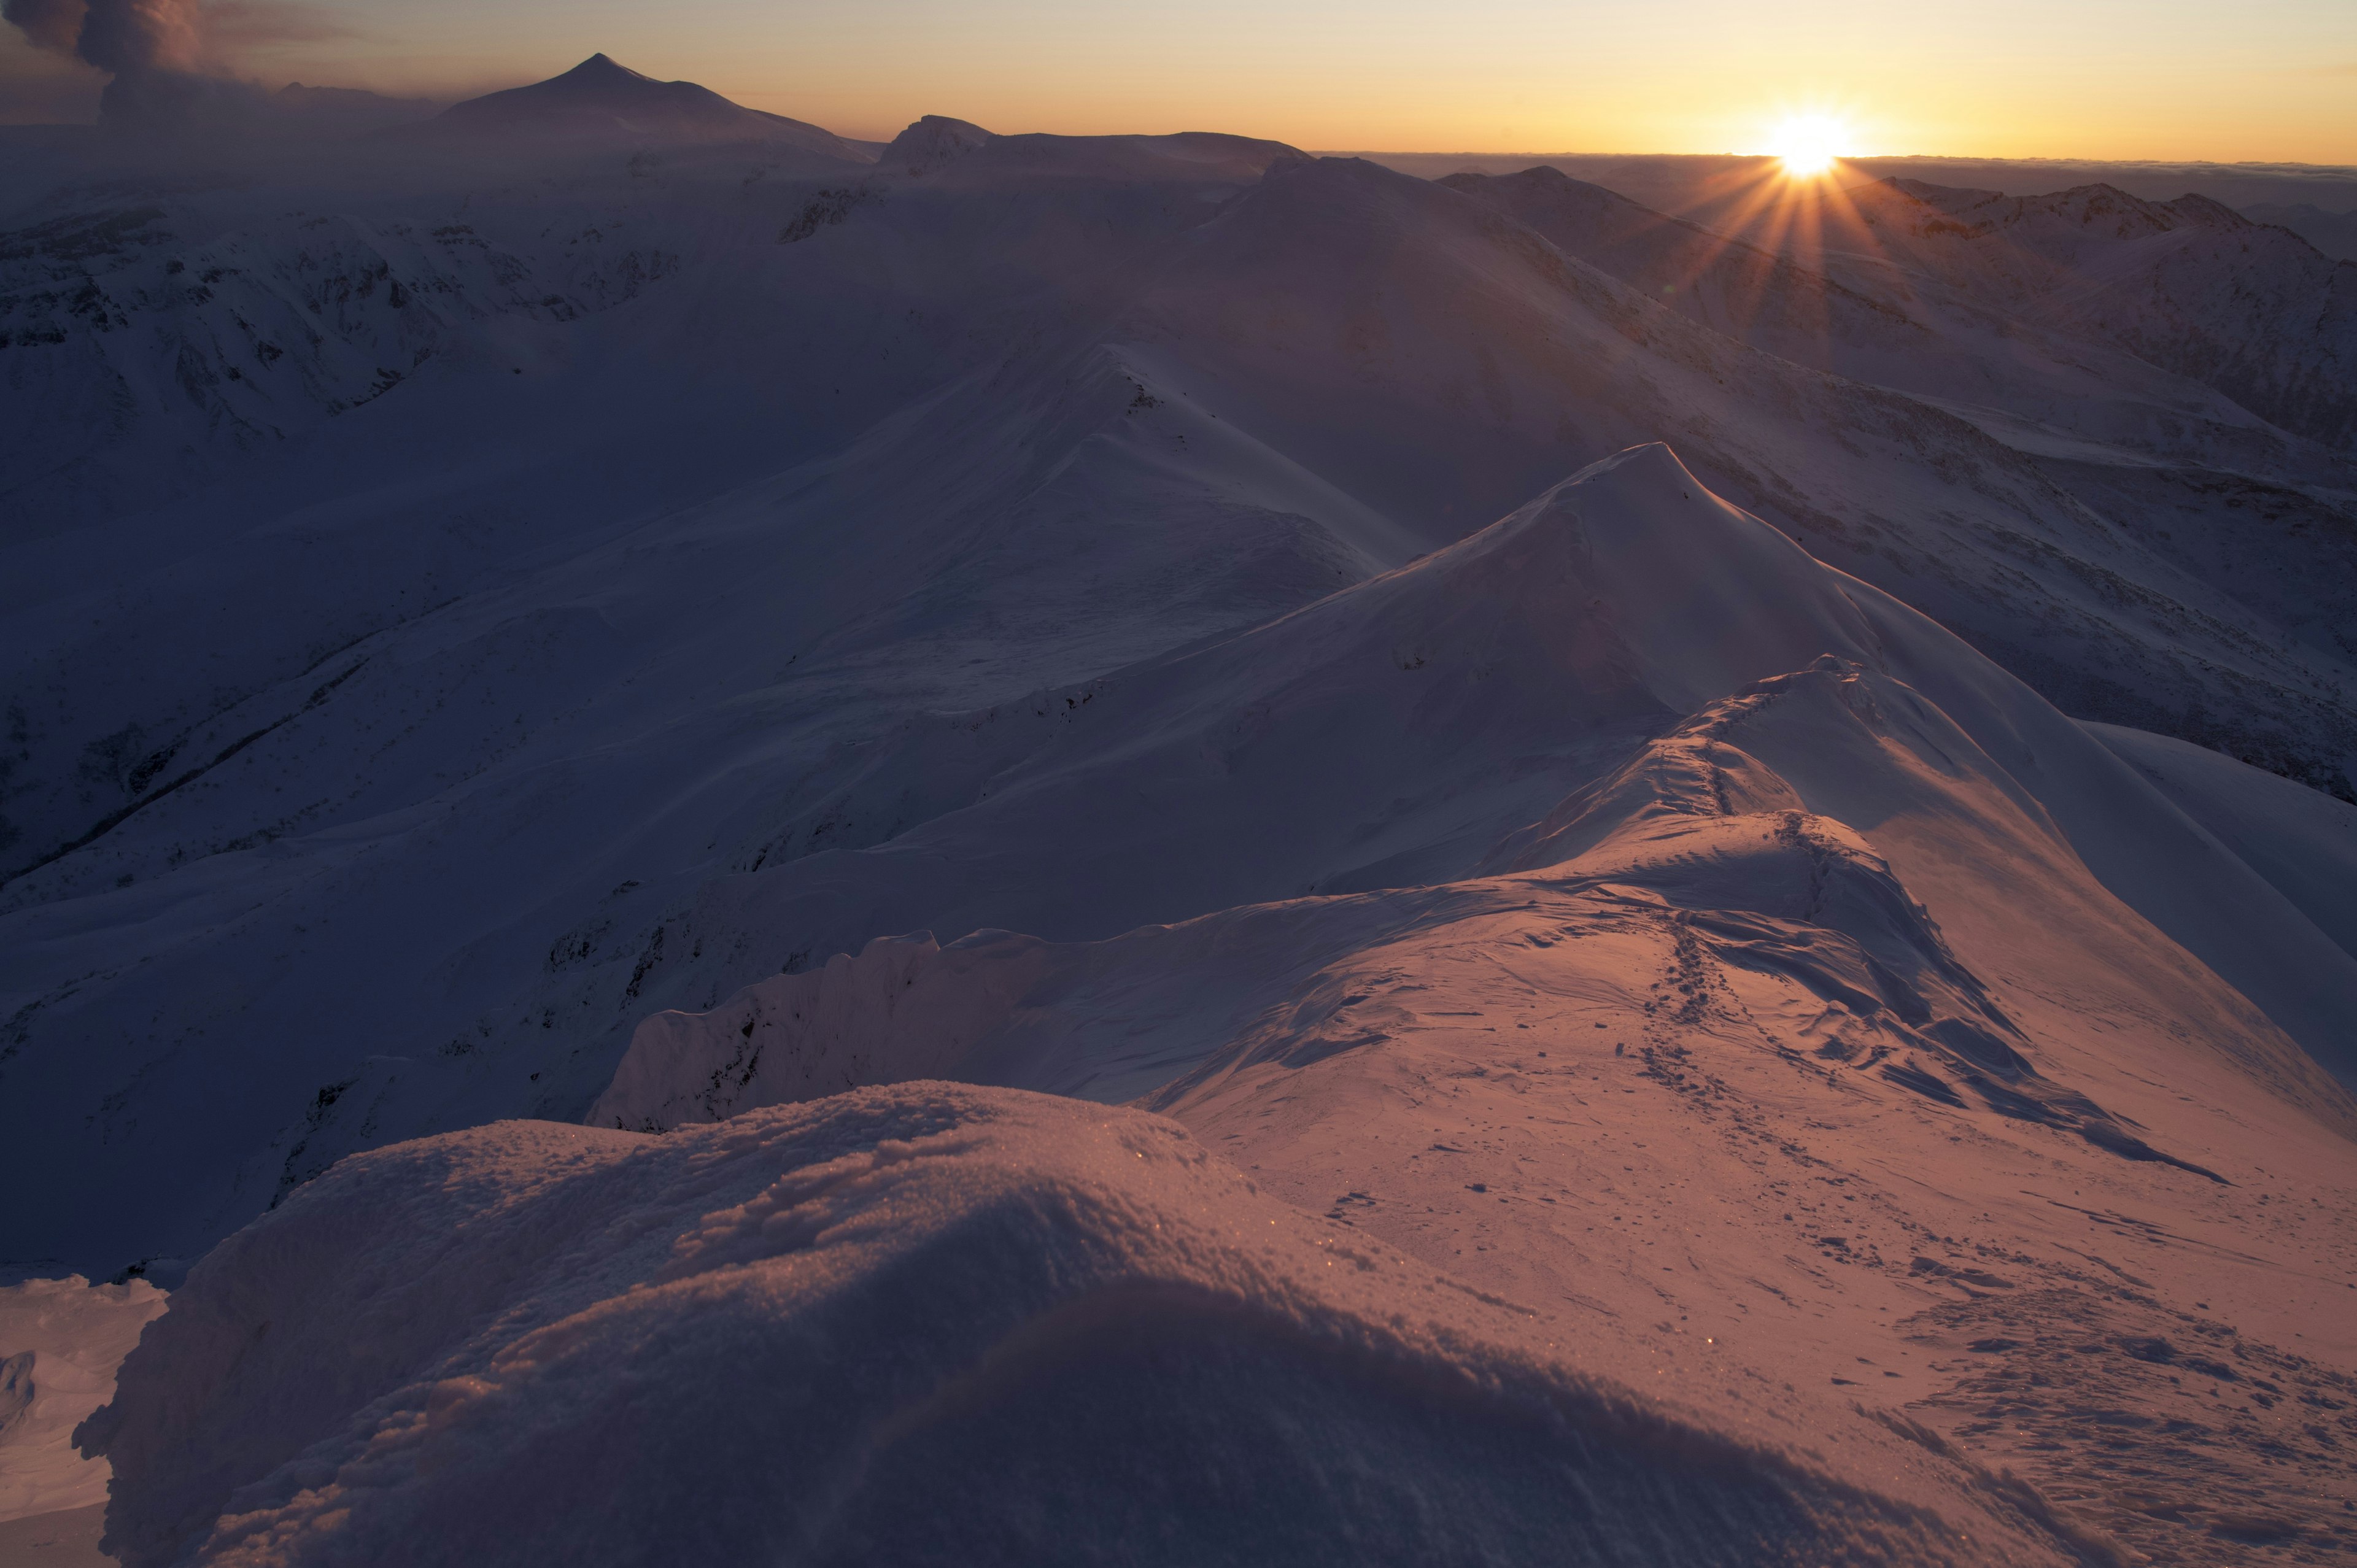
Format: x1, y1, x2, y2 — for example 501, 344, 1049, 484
94, 1085, 2073, 1568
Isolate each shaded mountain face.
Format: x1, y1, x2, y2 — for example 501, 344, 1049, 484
2244, 202, 2357, 263
1438, 166, 2260, 444
434, 53, 871, 159
1444, 161, 2357, 457
1774, 176, 2357, 455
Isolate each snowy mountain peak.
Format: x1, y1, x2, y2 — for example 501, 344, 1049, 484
1442, 442, 1878, 714
439, 52, 711, 120
880, 114, 993, 177
2165, 190, 2255, 230
433, 52, 867, 158
557, 52, 638, 82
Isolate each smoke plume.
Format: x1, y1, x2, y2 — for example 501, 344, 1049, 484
78, 0, 204, 74
4, 0, 355, 127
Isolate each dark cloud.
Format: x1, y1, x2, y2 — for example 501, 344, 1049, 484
3, 0, 361, 129
76, 0, 204, 74
3, 0, 88, 53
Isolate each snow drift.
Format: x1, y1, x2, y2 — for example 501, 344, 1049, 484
82, 1085, 2008, 1567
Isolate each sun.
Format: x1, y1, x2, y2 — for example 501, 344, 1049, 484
1766, 115, 1848, 177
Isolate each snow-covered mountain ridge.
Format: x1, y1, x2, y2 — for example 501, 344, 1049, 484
0, 199, 681, 519
2, 60, 2355, 1564
1864, 179, 2357, 453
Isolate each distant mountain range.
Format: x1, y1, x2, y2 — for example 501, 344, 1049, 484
1814, 176, 2352, 453
2246, 201, 2357, 261
1369, 149, 2357, 226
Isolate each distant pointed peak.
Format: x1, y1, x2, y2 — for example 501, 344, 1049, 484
557, 53, 650, 85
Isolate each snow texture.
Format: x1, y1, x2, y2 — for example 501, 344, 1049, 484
0, 1277, 166, 1521
92, 1084, 2071, 1568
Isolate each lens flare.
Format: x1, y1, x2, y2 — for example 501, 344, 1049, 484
1767, 115, 1846, 177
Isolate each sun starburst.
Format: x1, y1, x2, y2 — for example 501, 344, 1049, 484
1766, 114, 1847, 177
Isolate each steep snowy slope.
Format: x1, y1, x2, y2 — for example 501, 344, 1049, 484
2086, 720, 2357, 962
0, 194, 681, 522
581, 446, 2357, 1124
0, 72, 883, 528
600, 447, 2357, 1097
2247, 202, 2357, 263
1420, 164, 2357, 795
1122, 156, 2357, 792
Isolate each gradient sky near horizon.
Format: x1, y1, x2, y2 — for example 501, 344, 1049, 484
3, 0, 2353, 161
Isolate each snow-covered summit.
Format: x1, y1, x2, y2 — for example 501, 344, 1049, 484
434, 53, 869, 158
880, 114, 993, 176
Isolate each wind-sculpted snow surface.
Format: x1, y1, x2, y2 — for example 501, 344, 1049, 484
596, 655, 2269, 1183
82, 1086, 2021, 1568
628, 447, 2357, 1105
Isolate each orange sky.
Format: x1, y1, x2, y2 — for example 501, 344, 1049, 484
4, 0, 2353, 162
